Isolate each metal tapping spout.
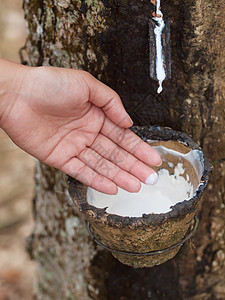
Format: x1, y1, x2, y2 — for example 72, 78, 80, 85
149, 0, 171, 94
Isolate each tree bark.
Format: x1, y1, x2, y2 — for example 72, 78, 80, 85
23, 0, 225, 299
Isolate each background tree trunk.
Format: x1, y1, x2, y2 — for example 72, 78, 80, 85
23, 0, 225, 299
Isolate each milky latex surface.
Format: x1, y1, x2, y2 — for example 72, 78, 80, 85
87, 163, 193, 217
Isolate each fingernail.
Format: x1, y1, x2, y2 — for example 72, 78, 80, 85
126, 114, 133, 125
156, 160, 162, 167
145, 172, 158, 185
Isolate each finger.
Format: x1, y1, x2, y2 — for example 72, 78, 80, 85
77, 147, 141, 192
61, 157, 118, 194
90, 134, 158, 184
100, 118, 162, 166
82, 72, 133, 128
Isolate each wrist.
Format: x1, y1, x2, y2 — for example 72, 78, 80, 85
0, 59, 27, 129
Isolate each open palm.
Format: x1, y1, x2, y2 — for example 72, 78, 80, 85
1, 65, 161, 194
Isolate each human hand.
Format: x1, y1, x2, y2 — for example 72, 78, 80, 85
0, 59, 161, 194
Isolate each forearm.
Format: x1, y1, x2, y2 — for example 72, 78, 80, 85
0, 58, 26, 129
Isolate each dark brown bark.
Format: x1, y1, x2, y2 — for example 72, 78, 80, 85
23, 0, 225, 299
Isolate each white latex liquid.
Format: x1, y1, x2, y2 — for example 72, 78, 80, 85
153, 0, 166, 94
151, 145, 204, 181
87, 163, 194, 217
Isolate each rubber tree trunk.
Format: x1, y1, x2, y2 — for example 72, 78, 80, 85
23, 0, 225, 299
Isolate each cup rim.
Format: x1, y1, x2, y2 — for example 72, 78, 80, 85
68, 126, 213, 227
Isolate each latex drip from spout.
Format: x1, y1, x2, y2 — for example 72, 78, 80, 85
153, 0, 166, 93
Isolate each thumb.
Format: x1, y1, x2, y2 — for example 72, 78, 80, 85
82, 71, 133, 128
